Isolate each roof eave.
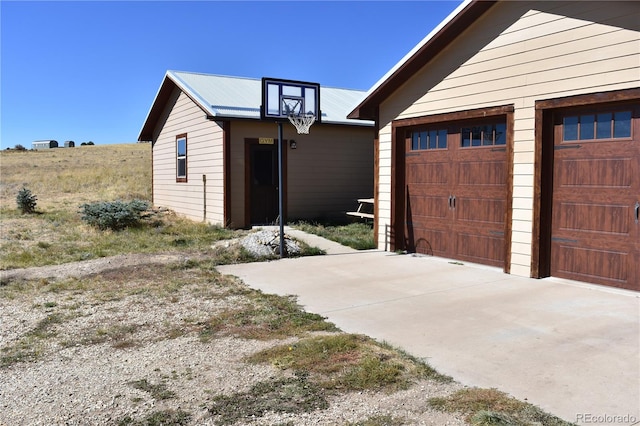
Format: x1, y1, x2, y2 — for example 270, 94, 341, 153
137, 71, 216, 142
138, 72, 175, 142
348, 0, 497, 121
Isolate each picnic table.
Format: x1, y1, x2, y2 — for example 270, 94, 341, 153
347, 198, 374, 219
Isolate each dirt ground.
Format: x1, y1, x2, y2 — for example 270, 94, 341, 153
0, 254, 468, 426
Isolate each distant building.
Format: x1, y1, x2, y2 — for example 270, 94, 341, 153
64, 140, 75, 148
32, 140, 58, 150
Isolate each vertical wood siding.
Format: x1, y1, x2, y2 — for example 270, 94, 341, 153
376, 1, 640, 277
152, 89, 225, 224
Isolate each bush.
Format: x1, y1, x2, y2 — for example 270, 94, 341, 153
16, 187, 37, 214
80, 199, 150, 231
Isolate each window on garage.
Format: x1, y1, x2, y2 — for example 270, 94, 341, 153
562, 110, 632, 141
461, 123, 507, 147
411, 128, 448, 150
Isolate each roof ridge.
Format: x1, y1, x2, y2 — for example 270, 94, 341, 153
168, 70, 261, 82
169, 70, 367, 93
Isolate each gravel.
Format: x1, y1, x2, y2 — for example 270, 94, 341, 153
0, 249, 468, 426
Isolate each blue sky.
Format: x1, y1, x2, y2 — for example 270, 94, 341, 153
1, 1, 461, 149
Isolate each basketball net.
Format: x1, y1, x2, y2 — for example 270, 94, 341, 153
288, 113, 316, 134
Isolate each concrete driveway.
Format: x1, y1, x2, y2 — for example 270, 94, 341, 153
218, 245, 640, 425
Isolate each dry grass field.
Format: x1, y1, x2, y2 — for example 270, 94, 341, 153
0, 144, 242, 270
0, 143, 151, 211
0, 144, 573, 425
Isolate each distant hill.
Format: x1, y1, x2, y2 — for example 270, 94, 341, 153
0, 143, 151, 211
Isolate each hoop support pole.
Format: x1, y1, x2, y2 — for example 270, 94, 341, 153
277, 121, 286, 258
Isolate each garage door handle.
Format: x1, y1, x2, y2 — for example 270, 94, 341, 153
635, 202, 639, 224
452, 196, 456, 209
448, 195, 452, 209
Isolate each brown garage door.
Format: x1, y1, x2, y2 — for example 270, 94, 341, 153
552, 106, 639, 290
404, 119, 508, 268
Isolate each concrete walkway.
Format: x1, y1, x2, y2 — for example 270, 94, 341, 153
218, 233, 640, 425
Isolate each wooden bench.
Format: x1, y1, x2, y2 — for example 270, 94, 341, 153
347, 198, 374, 219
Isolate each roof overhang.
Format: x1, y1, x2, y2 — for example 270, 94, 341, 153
348, 0, 497, 121
137, 72, 216, 142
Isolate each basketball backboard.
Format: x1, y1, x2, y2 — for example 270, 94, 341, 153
261, 78, 321, 123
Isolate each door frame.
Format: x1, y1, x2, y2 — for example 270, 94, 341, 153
244, 138, 288, 227
391, 104, 514, 273
532, 87, 640, 279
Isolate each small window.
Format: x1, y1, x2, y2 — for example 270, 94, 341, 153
613, 111, 632, 138
563, 110, 631, 141
410, 128, 447, 150
461, 123, 506, 147
176, 134, 187, 182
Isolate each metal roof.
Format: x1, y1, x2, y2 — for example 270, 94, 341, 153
139, 71, 373, 141
172, 71, 373, 122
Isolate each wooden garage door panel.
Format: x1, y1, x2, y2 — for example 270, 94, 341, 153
456, 232, 505, 266
406, 161, 449, 184
407, 194, 449, 219
457, 197, 506, 225
551, 105, 639, 290
554, 245, 629, 285
457, 160, 506, 186
557, 157, 632, 188
408, 226, 449, 256
555, 202, 632, 235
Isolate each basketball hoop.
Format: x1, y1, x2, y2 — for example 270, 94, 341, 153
288, 113, 316, 134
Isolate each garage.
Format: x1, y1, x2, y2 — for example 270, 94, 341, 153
398, 112, 512, 270
550, 103, 639, 290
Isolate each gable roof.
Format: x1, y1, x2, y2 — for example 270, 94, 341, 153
348, 0, 496, 121
139, 71, 373, 141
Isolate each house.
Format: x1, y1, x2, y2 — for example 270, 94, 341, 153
138, 71, 374, 229
348, 0, 639, 290
32, 140, 58, 150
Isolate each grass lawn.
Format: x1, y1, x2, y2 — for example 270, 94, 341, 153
291, 220, 376, 250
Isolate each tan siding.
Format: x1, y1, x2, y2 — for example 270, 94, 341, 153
287, 125, 374, 220
153, 90, 225, 225
376, 1, 640, 277
228, 121, 374, 227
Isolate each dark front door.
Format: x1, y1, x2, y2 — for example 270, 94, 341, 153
250, 143, 279, 224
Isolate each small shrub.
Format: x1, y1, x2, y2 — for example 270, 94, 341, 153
346, 415, 407, 426
80, 199, 150, 231
118, 409, 191, 426
208, 372, 328, 425
428, 388, 573, 426
16, 187, 37, 214
129, 378, 176, 400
